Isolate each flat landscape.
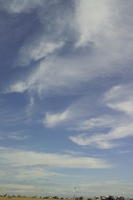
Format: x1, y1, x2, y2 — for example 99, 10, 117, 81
0, 198, 40, 200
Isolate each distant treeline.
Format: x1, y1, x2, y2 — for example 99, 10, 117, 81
0, 194, 133, 200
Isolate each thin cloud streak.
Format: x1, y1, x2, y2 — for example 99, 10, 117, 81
0, 147, 111, 168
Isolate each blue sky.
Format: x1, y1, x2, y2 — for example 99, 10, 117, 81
0, 0, 133, 197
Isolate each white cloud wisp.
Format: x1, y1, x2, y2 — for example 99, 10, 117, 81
69, 83, 133, 149
0, 147, 110, 169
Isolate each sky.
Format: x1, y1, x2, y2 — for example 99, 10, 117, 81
0, 0, 133, 197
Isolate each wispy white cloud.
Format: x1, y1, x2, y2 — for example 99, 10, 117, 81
0, 130, 29, 141
70, 123, 133, 149
19, 40, 64, 66
70, 83, 133, 149
74, 0, 112, 47
6, 51, 129, 96
7, 133, 28, 141
7, 81, 28, 93
104, 84, 133, 115
108, 100, 133, 115
43, 109, 70, 128
0, 0, 43, 13
69, 133, 114, 149
74, 0, 133, 63
118, 150, 132, 154
5, 0, 133, 97
0, 147, 111, 168
0, 166, 64, 184
74, 115, 117, 131
15, 167, 64, 180
0, 183, 34, 190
